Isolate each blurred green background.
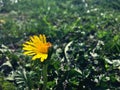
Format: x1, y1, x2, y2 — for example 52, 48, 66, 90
0, 0, 120, 90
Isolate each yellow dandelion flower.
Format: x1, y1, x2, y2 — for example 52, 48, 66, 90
23, 34, 52, 62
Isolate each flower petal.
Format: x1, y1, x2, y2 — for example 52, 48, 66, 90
40, 54, 48, 62
23, 51, 35, 55
25, 41, 34, 46
32, 54, 41, 60
43, 34, 46, 43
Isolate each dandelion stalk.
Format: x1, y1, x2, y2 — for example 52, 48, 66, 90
42, 63, 48, 90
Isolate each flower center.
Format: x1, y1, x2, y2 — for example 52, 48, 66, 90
36, 42, 52, 54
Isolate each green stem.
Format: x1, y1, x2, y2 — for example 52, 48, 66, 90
42, 63, 48, 90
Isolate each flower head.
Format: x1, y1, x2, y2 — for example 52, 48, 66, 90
23, 34, 52, 62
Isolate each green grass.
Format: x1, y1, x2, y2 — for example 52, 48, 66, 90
0, 0, 120, 90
